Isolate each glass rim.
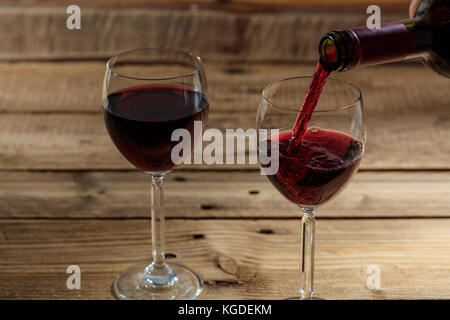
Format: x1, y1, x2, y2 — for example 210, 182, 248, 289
106, 48, 202, 81
261, 75, 362, 113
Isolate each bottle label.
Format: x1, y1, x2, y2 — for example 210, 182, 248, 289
348, 22, 410, 67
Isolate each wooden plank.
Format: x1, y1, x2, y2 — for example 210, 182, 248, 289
11, 0, 411, 6
1, 61, 447, 115
0, 112, 448, 170
0, 218, 449, 299
4, 2, 411, 15
0, 6, 406, 61
3, 1, 411, 16
0, 62, 448, 170
0, 171, 449, 219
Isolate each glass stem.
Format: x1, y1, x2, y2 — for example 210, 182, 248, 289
299, 207, 316, 299
143, 174, 177, 286
151, 175, 166, 267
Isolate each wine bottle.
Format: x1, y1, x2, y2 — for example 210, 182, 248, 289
319, 0, 450, 77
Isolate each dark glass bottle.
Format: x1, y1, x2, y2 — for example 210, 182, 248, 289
319, 0, 450, 77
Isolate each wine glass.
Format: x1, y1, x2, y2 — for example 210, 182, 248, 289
102, 48, 208, 300
257, 76, 365, 299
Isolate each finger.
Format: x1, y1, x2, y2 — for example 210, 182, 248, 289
409, 0, 421, 18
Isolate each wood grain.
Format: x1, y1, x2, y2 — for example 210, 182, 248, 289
0, 218, 449, 299
0, 112, 448, 170
0, 62, 448, 170
0, 6, 407, 62
2, 62, 448, 114
0, 171, 448, 219
11, 0, 411, 5
4, 1, 412, 15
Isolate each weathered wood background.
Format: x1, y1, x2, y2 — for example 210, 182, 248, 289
0, 0, 449, 300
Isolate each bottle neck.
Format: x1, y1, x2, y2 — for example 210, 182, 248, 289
319, 18, 433, 72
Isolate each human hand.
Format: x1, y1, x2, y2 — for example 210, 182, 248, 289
409, 0, 421, 18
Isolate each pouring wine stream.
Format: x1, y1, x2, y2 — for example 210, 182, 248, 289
287, 60, 330, 154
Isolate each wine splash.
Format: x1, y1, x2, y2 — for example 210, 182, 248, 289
265, 128, 362, 206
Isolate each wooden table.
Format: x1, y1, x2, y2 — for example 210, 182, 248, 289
0, 2, 449, 299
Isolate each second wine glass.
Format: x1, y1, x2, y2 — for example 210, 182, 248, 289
257, 76, 366, 299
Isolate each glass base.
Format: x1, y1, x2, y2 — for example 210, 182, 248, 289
113, 262, 203, 300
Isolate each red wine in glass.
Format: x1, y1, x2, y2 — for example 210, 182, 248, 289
103, 84, 209, 172
265, 128, 363, 206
